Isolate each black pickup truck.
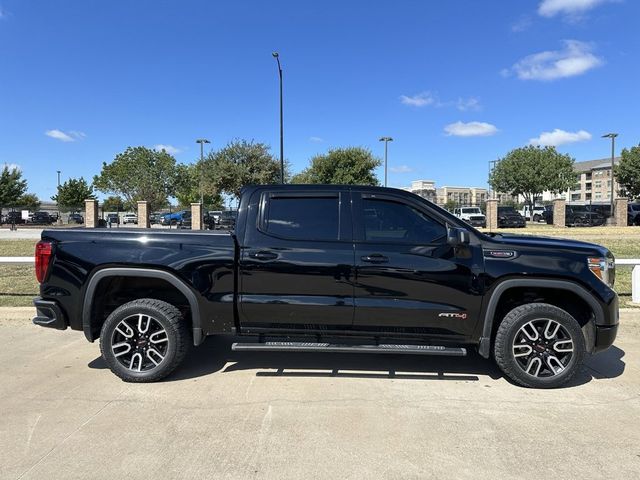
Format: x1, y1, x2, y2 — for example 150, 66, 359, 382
32, 185, 618, 388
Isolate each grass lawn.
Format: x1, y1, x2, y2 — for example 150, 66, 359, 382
0, 229, 638, 307
0, 240, 38, 307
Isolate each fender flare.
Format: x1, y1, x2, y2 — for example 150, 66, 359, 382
82, 267, 204, 346
478, 278, 603, 358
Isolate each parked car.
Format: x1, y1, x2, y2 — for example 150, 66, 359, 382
149, 212, 161, 224
453, 207, 486, 228
123, 213, 138, 225
106, 213, 120, 226
520, 205, 546, 222
68, 213, 84, 224
497, 206, 526, 228
32, 184, 619, 388
215, 210, 237, 230
160, 210, 189, 226
627, 203, 640, 226
179, 212, 192, 229
30, 211, 54, 225
3, 211, 26, 224
179, 212, 215, 230
209, 210, 223, 223
566, 206, 606, 227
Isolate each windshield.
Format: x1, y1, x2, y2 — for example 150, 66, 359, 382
461, 208, 481, 214
498, 207, 516, 213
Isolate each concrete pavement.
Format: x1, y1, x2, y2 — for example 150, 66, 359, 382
1, 308, 639, 479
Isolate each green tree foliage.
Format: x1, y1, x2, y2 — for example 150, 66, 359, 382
291, 147, 381, 185
174, 163, 223, 209
18, 193, 41, 210
52, 177, 94, 210
102, 195, 125, 212
615, 144, 640, 199
93, 147, 177, 212
0, 165, 28, 206
204, 140, 283, 198
489, 146, 575, 216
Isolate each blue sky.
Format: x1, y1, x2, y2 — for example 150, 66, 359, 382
1, 0, 639, 200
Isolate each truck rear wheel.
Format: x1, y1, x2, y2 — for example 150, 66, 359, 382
99, 298, 190, 382
494, 303, 585, 388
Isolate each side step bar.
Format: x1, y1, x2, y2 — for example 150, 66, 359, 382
232, 342, 466, 356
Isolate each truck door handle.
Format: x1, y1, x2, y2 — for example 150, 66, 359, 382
248, 250, 278, 261
361, 254, 389, 264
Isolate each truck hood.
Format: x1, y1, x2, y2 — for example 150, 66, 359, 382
485, 233, 610, 256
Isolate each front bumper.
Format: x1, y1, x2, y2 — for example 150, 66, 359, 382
32, 297, 67, 330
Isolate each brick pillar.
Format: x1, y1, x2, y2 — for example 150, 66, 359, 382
85, 199, 98, 228
553, 198, 566, 228
191, 203, 202, 230
137, 201, 150, 228
486, 199, 498, 231
615, 198, 628, 227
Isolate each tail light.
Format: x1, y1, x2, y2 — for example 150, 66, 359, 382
35, 241, 53, 283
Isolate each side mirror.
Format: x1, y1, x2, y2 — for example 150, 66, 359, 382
447, 226, 470, 246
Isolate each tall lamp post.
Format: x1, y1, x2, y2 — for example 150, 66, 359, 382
195, 139, 210, 206
272, 52, 284, 184
602, 132, 618, 219
379, 137, 393, 187
56, 170, 61, 221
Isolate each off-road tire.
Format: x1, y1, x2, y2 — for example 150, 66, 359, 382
99, 298, 190, 382
494, 303, 585, 388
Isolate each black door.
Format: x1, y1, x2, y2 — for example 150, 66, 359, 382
352, 192, 483, 341
238, 189, 355, 330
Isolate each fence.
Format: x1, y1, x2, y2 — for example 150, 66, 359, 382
1, 257, 639, 304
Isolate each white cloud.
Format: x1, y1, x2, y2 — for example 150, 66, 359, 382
538, 0, 613, 18
309, 136, 324, 143
456, 97, 481, 111
154, 144, 182, 155
45, 129, 86, 142
529, 128, 592, 146
444, 121, 499, 137
511, 15, 533, 32
399, 91, 437, 107
503, 40, 603, 81
2, 162, 21, 171
400, 91, 481, 110
390, 165, 413, 173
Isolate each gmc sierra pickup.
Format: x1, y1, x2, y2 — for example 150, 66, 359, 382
32, 185, 619, 388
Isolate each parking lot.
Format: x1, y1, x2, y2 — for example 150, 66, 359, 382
1, 307, 639, 479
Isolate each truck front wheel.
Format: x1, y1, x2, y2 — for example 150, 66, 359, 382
99, 298, 190, 382
494, 303, 585, 388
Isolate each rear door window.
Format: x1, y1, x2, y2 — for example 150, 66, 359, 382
264, 195, 340, 241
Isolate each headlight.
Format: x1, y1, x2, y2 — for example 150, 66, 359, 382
588, 256, 615, 287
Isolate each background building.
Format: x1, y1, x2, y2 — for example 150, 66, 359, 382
407, 180, 487, 207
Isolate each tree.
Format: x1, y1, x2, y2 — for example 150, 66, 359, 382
93, 146, 177, 212
18, 193, 41, 210
102, 195, 125, 212
0, 165, 27, 207
489, 146, 575, 218
174, 163, 223, 209
52, 177, 94, 210
615, 144, 640, 199
204, 140, 283, 198
291, 147, 381, 185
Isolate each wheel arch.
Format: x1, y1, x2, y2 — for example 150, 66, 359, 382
478, 278, 603, 358
82, 267, 204, 346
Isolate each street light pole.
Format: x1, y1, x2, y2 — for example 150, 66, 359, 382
195, 138, 210, 206
602, 133, 618, 218
272, 52, 284, 184
379, 137, 393, 187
